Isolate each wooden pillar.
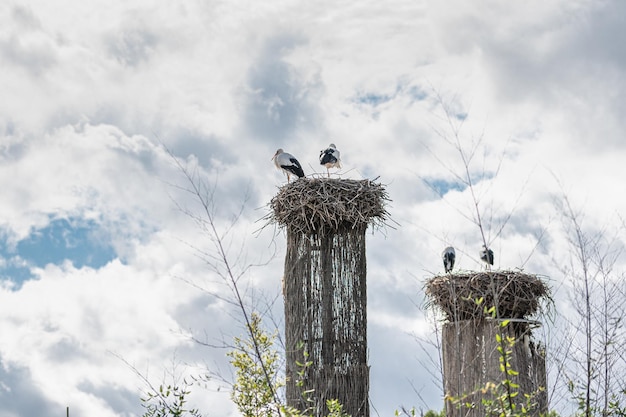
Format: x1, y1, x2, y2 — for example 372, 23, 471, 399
284, 227, 369, 417
272, 178, 388, 417
442, 319, 547, 417
425, 272, 550, 417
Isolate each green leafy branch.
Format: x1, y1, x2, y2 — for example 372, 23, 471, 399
228, 314, 350, 417
227, 312, 284, 417
141, 379, 203, 417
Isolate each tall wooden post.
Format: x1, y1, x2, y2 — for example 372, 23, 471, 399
426, 272, 549, 417
442, 319, 547, 417
270, 178, 388, 417
283, 227, 369, 417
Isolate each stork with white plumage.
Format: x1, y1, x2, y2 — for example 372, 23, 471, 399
442, 246, 456, 273
480, 245, 494, 269
319, 143, 341, 177
272, 148, 305, 183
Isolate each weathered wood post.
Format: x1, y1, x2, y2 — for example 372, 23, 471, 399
270, 178, 388, 417
426, 272, 550, 417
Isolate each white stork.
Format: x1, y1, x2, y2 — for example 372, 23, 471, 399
272, 148, 305, 182
319, 143, 341, 177
480, 245, 494, 268
442, 246, 455, 273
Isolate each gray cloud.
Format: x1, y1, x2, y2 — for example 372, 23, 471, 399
0, 7, 57, 75
106, 24, 159, 67
564, 1, 626, 72
11, 5, 42, 30
168, 130, 238, 169
243, 33, 323, 145
77, 380, 142, 417
488, 4, 623, 98
0, 360, 59, 417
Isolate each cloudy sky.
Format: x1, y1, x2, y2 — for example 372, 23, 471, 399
2, 1, 626, 416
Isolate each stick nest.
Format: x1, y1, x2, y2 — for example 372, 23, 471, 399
425, 271, 551, 322
268, 178, 390, 235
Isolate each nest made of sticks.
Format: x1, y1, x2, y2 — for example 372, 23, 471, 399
267, 178, 390, 235
425, 271, 551, 322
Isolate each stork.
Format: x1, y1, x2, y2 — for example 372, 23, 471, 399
319, 143, 341, 177
272, 148, 305, 182
442, 246, 455, 273
480, 245, 494, 268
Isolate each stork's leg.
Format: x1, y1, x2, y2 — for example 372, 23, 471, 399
287, 173, 291, 183
327, 167, 330, 178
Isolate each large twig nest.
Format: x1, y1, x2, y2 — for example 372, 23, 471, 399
267, 178, 390, 235
425, 271, 551, 322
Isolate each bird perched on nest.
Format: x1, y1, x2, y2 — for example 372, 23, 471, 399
480, 245, 494, 268
442, 246, 455, 273
319, 143, 341, 177
272, 148, 305, 182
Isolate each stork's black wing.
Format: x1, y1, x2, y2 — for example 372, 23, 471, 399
282, 157, 305, 178
320, 149, 338, 165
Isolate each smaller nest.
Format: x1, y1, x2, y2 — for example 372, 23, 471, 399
267, 178, 390, 235
425, 271, 551, 322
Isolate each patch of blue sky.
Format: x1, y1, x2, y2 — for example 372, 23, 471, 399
406, 85, 428, 102
425, 178, 467, 196
16, 217, 117, 269
0, 216, 117, 288
354, 83, 428, 108
426, 170, 496, 196
355, 92, 394, 107
0, 254, 33, 288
